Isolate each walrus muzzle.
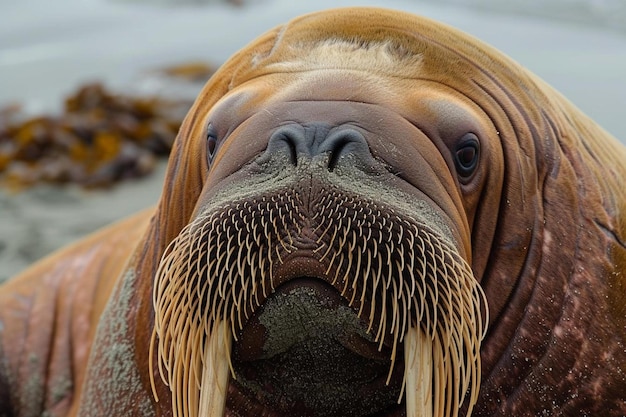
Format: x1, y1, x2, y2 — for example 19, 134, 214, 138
149, 120, 487, 417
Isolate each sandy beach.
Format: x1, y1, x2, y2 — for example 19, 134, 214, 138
1, 0, 625, 282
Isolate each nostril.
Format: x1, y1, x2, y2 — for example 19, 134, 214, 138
326, 137, 351, 172
267, 125, 307, 166
321, 128, 369, 172
283, 135, 298, 166
263, 124, 370, 171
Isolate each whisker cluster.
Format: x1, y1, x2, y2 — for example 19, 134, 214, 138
150, 186, 486, 417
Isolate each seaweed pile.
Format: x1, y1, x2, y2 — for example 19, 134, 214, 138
0, 82, 197, 190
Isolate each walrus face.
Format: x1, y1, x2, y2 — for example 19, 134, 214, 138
150, 45, 491, 416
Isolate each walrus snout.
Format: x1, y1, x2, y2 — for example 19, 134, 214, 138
152, 173, 485, 416
235, 277, 381, 361
262, 123, 372, 171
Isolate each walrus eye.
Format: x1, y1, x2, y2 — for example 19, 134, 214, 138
206, 123, 219, 163
454, 133, 480, 178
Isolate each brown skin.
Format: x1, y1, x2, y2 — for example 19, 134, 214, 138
1, 7, 626, 416
0, 209, 153, 416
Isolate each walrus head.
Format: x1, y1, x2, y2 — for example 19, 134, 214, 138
150, 91, 488, 414
125, 6, 626, 417
145, 12, 492, 416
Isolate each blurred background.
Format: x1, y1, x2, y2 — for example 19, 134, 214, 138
1, 0, 625, 281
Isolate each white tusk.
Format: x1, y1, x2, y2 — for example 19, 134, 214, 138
199, 319, 232, 417
405, 326, 433, 417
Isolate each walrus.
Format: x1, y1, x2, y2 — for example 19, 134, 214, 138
1, 7, 625, 417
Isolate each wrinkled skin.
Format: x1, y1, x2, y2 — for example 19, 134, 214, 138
1, 7, 626, 417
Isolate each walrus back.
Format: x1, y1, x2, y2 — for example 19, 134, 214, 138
0, 208, 153, 416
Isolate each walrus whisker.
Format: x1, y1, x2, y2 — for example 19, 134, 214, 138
377, 271, 389, 350
235, 282, 247, 334
368, 250, 383, 332
330, 252, 343, 286
340, 240, 355, 297
151, 191, 486, 417
348, 248, 362, 306
248, 251, 260, 312
190, 324, 203, 388
229, 305, 238, 343
390, 278, 399, 339
387, 279, 400, 385
400, 281, 411, 344
357, 248, 372, 316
